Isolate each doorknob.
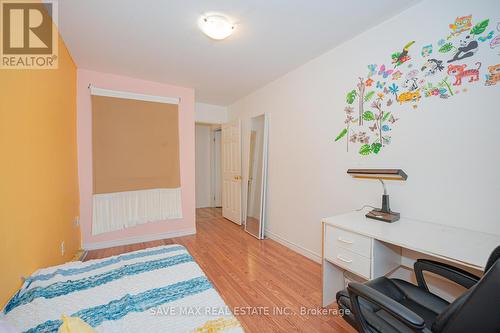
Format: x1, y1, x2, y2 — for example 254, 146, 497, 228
234, 176, 242, 180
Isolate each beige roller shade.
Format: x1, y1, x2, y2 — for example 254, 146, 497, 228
92, 95, 180, 194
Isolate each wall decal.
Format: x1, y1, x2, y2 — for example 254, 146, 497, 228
334, 14, 497, 156
392, 41, 415, 67
367, 64, 377, 77
449, 15, 473, 37
478, 31, 494, 42
378, 64, 394, 78
438, 42, 454, 53
485, 64, 500, 85
421, 44, 433, 57
448, 35, 479, 62
490, 23, 500, 52
421, 58, 445, 76
392, 70, 403, 80
448, 62, 481, 85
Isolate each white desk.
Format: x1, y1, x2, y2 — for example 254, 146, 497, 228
321, 211, 500, 307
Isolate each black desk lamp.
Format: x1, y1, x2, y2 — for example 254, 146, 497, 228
347, 169, 408, 223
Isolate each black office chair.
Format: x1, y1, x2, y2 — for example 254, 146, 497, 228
336, 245, 500, 333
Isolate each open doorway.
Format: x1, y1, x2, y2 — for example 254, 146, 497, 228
212, 128, 222, 207
195, 123, 222, 209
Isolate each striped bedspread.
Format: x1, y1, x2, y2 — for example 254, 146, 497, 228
1, 245, 244, 333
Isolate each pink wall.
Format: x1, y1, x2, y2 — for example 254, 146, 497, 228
77, 69, 195, 248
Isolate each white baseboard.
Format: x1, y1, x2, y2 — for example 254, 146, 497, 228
83, 228, 196, 251
265, 230, 321, 263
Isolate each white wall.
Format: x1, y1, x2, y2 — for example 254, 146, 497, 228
195, 102, 228, 124
229, 0, 500, 262
195, 124, 212, 208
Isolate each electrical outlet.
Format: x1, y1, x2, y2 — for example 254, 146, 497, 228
61, 241, 65, 256
74, 216, 80, 226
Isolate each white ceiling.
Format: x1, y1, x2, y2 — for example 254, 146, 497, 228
58, 0, 419, 105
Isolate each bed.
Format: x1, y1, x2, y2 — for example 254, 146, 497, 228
1, 245, 244, 333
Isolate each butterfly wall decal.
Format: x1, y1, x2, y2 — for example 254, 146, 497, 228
378, 64, 394, 78
367, 64, 377, 77
388, 115, 399, 124
376, 81, 386, 89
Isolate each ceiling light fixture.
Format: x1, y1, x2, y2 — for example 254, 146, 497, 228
198, 14, 235, 40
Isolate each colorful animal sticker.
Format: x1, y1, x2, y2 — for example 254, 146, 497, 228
490, 35, 500, 49
391, 70, 403, 80
421, 44, 433, 57
490, 23, 500, 51
449, 15, 472, 37
421, 59, 444, 76
447, 62, 481, 86
448, 34, 478, 62
485, 64, 500, 86
391, 41, 415, 67
397, 90, 421, 104
402, 77, 419, 91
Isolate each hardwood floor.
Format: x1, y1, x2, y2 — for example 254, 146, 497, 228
85, 208, 355, 333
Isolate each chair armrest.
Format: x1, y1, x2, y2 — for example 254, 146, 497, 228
414, 259, 480, 291
347, 282, 426, 332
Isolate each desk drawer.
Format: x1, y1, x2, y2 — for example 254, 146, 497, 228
326, 225, 372, 258
326, 247, 371, 279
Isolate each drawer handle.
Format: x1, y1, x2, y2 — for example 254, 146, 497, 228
338, 237, 353, 244
337, 255, 353, 263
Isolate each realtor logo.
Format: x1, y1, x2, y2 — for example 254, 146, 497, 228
1, 0, 58, 69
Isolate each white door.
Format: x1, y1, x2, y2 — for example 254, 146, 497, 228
221, 119, 242, 224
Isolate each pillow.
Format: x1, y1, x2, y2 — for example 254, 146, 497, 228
57, 316, 96, 333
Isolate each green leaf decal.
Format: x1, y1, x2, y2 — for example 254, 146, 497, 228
363, 111, 375, 121
438, 42, 453, 53
359, 144, 372, 155
334, 128, 348, 142
346, 90, 357, 104
371, 143, 382, 154
470, 19, 489, 35
364, 91, 375, 102
382, 112, 391, 122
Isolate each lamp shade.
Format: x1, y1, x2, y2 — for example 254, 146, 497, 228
198, 15, 235, 40
347, 169, 408, 181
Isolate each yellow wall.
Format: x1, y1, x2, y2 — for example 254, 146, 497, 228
0, 35, 80, 306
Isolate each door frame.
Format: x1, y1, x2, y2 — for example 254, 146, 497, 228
210, 127, 222, 207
